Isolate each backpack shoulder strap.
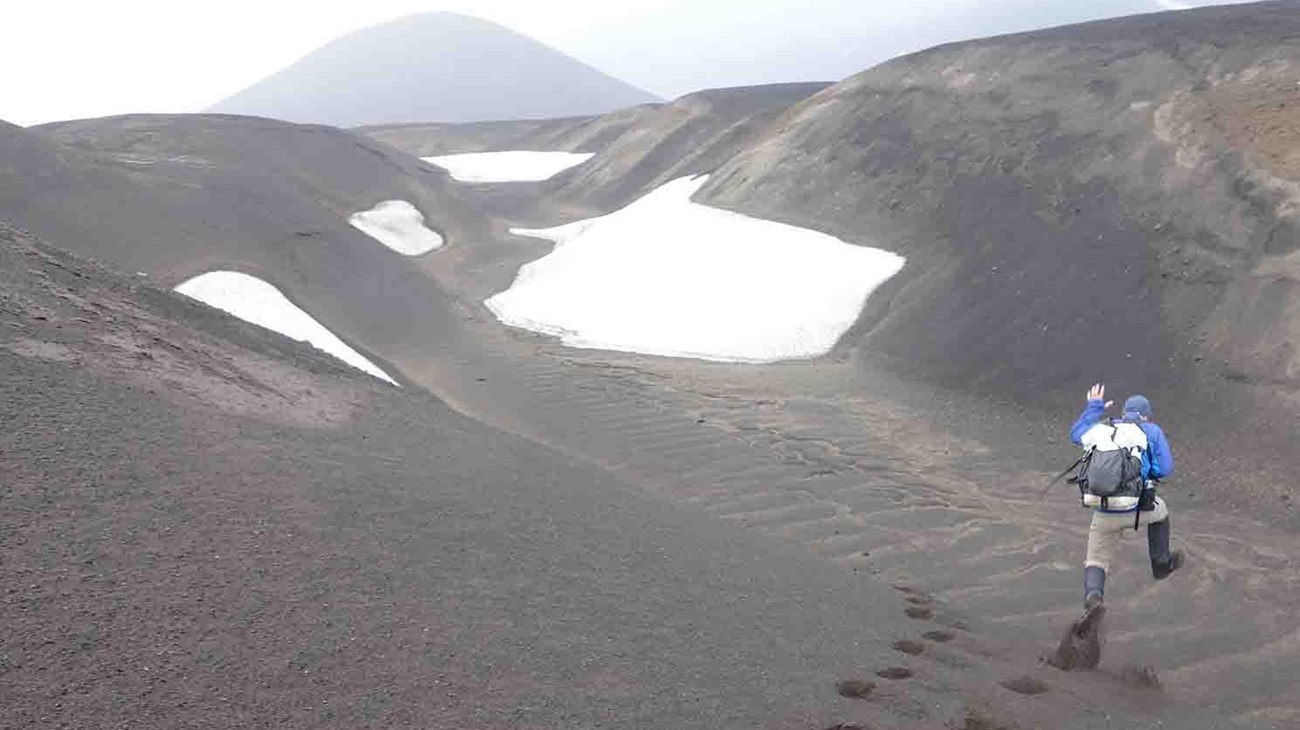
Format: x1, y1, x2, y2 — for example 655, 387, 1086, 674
1039, 449, 1090, 498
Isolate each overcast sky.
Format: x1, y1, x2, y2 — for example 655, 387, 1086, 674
1, 0, 1260, 127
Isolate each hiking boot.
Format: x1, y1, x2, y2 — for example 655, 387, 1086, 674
1152, 550, 1183, 580
1148, 519, 1182, 580
1083, 565, 1105, 610
1084, 592, 1104, 611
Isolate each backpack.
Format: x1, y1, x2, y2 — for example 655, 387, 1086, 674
1074, 433, 1144, 500
1043, 419, 1151, 525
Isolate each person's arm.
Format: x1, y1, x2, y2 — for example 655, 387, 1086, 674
1070, 383, 1112, 444
1146, 424, 1174, 479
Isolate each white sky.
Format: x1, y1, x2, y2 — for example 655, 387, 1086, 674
1, 0, 1252, 127
2, 0, 670, 126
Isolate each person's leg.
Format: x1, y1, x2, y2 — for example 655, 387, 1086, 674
1084, 566, 1106, 609
1083, 511, 1121, 608
1143, 497, 1183, 579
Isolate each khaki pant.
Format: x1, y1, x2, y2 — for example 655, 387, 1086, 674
1084, 496, 1169, 572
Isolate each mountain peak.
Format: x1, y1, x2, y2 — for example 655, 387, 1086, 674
207, 13, 659, 128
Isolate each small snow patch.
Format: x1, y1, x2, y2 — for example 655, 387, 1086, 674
175, 271, 397, 385
485, 176, 905, 363
422, 151, 594, 182
349, 201, 443, 255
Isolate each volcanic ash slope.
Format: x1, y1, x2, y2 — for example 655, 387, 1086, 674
697, 1, 1300, 501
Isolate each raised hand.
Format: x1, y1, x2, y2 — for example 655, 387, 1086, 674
1086, 383, 1114, 409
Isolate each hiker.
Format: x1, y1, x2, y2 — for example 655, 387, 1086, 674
1069, 383, 1183, 610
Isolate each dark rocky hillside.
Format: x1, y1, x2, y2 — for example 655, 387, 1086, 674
544, 83, 833, 209
359, 83, 830, 229
1, 222, 948, 730
358, 106, 657, 157
2, 114, 492, 373
207, 13, 659, 127
696, 1, 1300, 491
362, 83, 831, 212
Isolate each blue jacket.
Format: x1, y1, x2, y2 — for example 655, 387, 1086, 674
1069, 399, 1173, 480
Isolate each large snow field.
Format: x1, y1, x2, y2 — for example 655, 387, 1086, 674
485, 176, 906, 363
175, 271, 398, 385
348, 200, 444, 255
422, 151, 594, 182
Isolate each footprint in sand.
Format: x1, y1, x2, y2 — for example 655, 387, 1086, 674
961, 706, 1016, 730
1047, 603, 1104, 671
921, 630, 954, 642
896, 585, 941, 620
904, 605, 934, 619
835, 678, 876, 699
876, 666, 914, 680
999, 675, 1050, 695
1119, 664, 1162, 689
893, 639, 926, 656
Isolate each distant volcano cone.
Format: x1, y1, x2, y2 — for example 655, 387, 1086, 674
206, 13, 660, 127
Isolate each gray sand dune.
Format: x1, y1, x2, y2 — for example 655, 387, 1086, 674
358, 106, 658, 159
0, 225, 922, 729
5, 113, 502, 378
7, 220, 1258, 727
1, 220, 1177, 730
545, 83, 834, 211
364, 83, 832, 217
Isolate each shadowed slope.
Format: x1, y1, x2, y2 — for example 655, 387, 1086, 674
3, 114, 494, 375
207, 13, 660, 127
357, 106, 658, 158
0, 221, 1083, 730
361, 83, 831, 214
542, 83, 834, 210
697, 1, 1300, 503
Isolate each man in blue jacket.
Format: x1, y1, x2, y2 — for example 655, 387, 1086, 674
1070, 383, 1183, 610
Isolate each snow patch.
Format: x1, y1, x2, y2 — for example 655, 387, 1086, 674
422, 151, 594, 182
348, 200, 444, 255
485, 176, 906, 363
176, 271, 398, 385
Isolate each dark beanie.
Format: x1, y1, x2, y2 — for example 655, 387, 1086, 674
1124, 394, 1152, 418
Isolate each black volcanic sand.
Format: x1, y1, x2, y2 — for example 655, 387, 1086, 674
1, 214, 1242, 729
0, 226, 934, 728
385, 120, 1300, 730
322, 72, 1300, 722
10, 218, 1227, 729
322, 186, 1300, 727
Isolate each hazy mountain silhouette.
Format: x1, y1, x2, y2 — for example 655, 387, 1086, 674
207, 13, 660, 127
